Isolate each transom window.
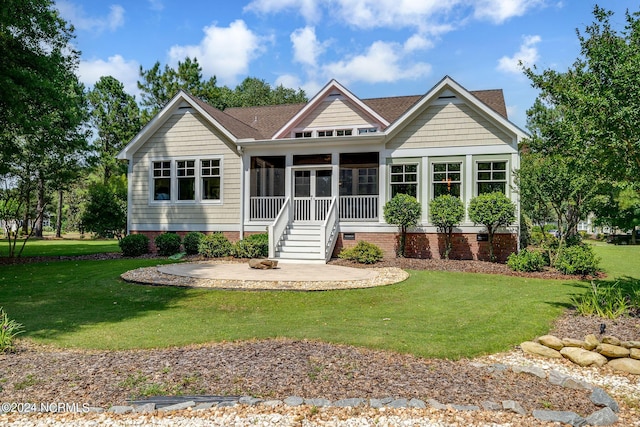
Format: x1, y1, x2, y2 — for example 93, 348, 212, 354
390, 164, 418, 198
432, 162, 462, 198
153, 161, 171, 200
477, 161, 507, 195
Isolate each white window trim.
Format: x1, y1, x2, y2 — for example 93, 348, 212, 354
473, 158, 510, 197
387, 158, 420, 201
430, 159, 464, 200
148, 156, 224, 205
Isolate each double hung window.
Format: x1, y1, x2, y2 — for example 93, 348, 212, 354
477, 161, 507, 195
432, 162, 462, 198
390, 164, 418, 198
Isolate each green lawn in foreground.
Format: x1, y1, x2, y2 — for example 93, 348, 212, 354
0, 243, 637, 359
0, 238, 119, 257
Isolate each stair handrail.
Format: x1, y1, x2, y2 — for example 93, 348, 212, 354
321, 197, 339, 262
268, 197, 291, 259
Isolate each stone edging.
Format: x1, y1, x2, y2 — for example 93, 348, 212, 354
9, 361, 616, 426
521, 334, 640, 375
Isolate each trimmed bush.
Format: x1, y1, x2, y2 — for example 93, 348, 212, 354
119, 234, 149, 257
198, 232, 233, 258
338, 241, 383, 264
233, 233, 269, 258
507, 249, 545, 272
554, 245, 600, 275
183, 231, 205, 255
154, 233, 182, 256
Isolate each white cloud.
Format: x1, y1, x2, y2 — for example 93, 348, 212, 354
56, 1, 124, 33
168, 20, 263, 86
473, 0, 546, 24
78, 55, 140, 97
245, 0, 545, 32
403, 34, 434, 52
291, 27, 327, 67
322, 40, 431, 84
148, 0, 164, 11
497, 34, 541, 74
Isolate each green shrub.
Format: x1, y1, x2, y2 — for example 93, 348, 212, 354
183, 231, 205, 255
383, 193, 421, 257
198, 233, 233, 258
119, 234, 149, 257
338, 241, 384, 264
506, 249, 545, 272
0, 307, 24, 353
233, 233, 269, 258
154, 233, 182, 256
554, 245, 600, 275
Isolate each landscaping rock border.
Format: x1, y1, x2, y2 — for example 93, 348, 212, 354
521, 334, 640, 375
2, 361, 619, 426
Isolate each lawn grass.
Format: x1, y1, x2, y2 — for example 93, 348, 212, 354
1, 242, 637, 359
0, 238, 119, 257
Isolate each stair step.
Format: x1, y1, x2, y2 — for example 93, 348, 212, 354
275, 251, 324, 260
279, 239, 319, 247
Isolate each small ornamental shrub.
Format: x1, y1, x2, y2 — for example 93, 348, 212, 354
338, 241, 383, 264
383, 193, 421, 257
183, 231, 205, 255
119, 234, 149, 257
506, 249, 545, 272
198, 232, 233, 258
429, 194, 465, 259
154, 233, 182, 256
233, 233, 269, 258
468, 192, 516, 262
0, 307, 24, 353
554, 245, 600, 276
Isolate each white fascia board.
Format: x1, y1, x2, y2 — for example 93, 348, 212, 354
117, 91, 238, 161
272, 79, 390, 140
384, 76, 529, 143
237, 134, 386, 151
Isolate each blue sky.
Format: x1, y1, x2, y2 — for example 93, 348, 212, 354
56, 0, 633, 129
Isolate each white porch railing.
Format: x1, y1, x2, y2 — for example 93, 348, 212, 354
339, 195, 378, 221
321, 197, 339, 262
253, 195, 379, 222
268, 197, 291, 259
250, 196, 286, 221
294, 197, 332, 221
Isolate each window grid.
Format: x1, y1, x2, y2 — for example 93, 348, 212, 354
477, 161, 507, 195
176, 160, 195, 201
201, 159, 221, 201
390, 163, 418, 198
432, 162, 462, 198
153, 161, 171, 201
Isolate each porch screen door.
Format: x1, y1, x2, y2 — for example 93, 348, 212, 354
294, 169, 332, 221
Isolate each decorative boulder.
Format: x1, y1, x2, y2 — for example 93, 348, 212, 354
562, 338, 585, 348
597, 343, 630, 358
521, 341, 562, 359
248, 259, 279, 269
631, 348, 640, 360
607, 358, 640, 375
601, 336, 621, 346
560, 347, 608, 367
622, 341, 640, 349
584, 334, 600, 350
538, 335, 564, 350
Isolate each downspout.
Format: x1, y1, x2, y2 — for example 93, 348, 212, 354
238, 145, 244, 240
126, 159, 132, 235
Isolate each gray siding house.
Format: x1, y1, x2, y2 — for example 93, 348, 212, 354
117, 76, 527, 262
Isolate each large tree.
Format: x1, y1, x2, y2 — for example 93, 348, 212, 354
0, 0, 78, 169
87, 76, 141, 183
138, 57, 220, 120
524, 6, 640, 182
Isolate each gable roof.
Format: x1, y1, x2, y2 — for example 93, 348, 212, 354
118, 77, 523, 160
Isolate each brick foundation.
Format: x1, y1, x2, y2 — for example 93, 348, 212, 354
333, 232, 517, 262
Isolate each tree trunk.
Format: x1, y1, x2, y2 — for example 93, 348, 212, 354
632, 225, 637, 245
56, 189, 63, 238
21, 187, 30, 236
33, 175, 45, 238
488, 231, 495, 262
